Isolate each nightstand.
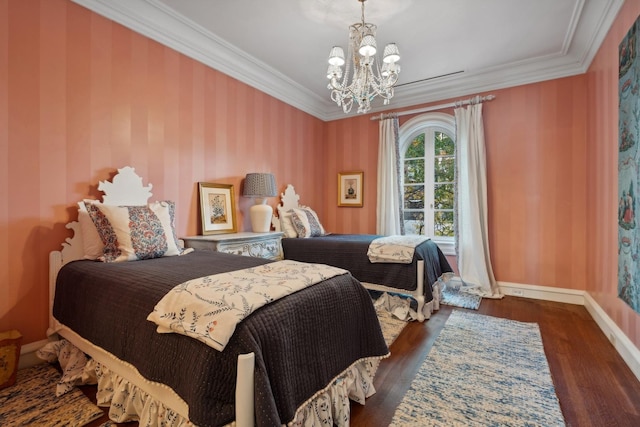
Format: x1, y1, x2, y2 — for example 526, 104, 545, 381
182, 232, 284, 260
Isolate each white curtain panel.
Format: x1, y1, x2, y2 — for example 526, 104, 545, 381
377, 117, 403, 235
454, 104, 502, 298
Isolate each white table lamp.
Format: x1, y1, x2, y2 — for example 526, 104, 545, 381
243, 173, 277, 232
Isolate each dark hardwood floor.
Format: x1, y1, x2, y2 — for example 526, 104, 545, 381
83, 296, 640, 426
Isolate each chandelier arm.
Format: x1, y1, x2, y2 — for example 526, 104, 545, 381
369, 73, 398, 99
329, 78, 345, 92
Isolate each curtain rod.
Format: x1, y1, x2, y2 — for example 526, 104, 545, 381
370, 94, 496, 121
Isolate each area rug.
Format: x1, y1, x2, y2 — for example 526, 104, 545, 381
390, 311, 566, 426
437, 274, 482, 310
0, 363, 103, 427
440, 286, 482, 309
375, 303, 409, 347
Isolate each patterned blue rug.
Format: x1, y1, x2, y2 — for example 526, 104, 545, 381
437, 273, 483, 310
375, 303, 409, 346
441, 286, 482, 310
390, 311, 566, 426
0, 363, 103, 426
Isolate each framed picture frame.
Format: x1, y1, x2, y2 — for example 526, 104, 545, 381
198, 182, 237, 235
338, 171, 363, 207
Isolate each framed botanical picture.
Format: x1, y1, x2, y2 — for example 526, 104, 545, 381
198, 182, 237, 235
338, 171, 363, 207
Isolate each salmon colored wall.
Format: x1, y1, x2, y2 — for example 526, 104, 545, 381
484, 79, 588, 289
323, 115, 379, 234
0, 0, 326, 344
586, 0, 640, 348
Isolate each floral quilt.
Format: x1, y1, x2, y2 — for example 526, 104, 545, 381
367, 235, 430, 264
147, 260, 348, 351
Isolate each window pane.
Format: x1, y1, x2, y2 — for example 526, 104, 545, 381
435, 132, 454, 155
403, 211, 423, 221
405, 133, 425, 158
434, 157, 455, 182
434, 211, 454, 237
404, 185, 424, 209
434, 184, 454, 209
400, 119, 456, 240
403, 211, 425, 235
404, 159, 424, 183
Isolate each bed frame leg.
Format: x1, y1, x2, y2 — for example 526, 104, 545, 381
416, 296, 426, 322
416, 261, 425, 322
236, 352, 255, 427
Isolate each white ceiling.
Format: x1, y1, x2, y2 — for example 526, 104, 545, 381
72, 0, 624, 121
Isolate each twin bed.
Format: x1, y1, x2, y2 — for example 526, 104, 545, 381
272, 184, 453, 321
48, 167, 389, 427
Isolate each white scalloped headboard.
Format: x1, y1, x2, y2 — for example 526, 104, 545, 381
49, 166, 153, 335
271, 184, 306, 231
99, 166, 153, 206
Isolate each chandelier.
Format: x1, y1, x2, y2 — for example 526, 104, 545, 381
326, 0, 401, 114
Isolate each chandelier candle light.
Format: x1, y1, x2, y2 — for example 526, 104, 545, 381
327, 0, 401, 114
243, 173, 277, 233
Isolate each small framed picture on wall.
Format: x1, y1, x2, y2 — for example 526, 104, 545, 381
198, 182, 237, 235
338, 171, 363, 207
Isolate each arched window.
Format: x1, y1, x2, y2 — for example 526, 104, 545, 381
399, 113, 456, 255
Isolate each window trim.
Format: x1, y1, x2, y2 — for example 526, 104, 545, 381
399, 113, 456, 256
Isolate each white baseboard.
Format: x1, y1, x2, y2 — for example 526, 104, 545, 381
498, 281, 585, 305
583, 292, 640, 382
498, 281, 640, 382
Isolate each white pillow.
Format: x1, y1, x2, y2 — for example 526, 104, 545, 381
84, 200, 190, 262
77, 200, 104, 260
277, 207, 298, 238
290, 207, 325, 238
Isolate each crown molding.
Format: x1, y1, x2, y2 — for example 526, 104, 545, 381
72, 0, 624, 122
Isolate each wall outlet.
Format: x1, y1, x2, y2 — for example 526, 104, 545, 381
511, 289, 524, 297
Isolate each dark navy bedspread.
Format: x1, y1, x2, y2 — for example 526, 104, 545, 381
53, 250, 388, 427
282, 234, 453, 302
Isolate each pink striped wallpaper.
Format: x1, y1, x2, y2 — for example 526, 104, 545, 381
1, 0, 639, 354
484, 79, 588, 289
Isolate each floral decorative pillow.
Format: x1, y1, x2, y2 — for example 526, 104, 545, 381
290, 207, 326, 238
77, 200, 105, 260
277, 207, 298, 238
84, 200, 191, 262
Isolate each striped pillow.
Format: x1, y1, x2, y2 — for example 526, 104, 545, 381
290, 207, 325, 238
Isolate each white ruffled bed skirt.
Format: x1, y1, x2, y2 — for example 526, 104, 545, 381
373, 279, 442, 322
92, 360, 193, 426
288, 358, 381, 427
38, 339, 385, 427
